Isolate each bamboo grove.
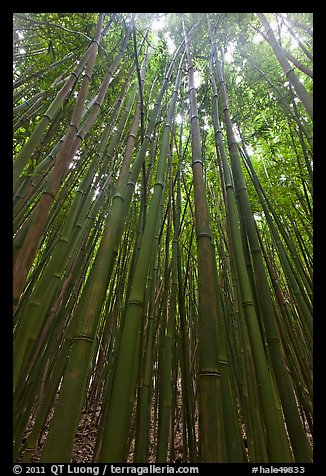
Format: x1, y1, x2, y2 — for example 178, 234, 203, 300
13, 13, 313, 463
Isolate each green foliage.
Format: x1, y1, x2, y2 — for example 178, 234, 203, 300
13, 12, 312, 464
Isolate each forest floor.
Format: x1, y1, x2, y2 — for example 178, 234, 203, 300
20, 385, 312, 463
23, 384, 191, 463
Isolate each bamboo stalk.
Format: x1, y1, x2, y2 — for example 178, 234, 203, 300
257, 13, 313, 120
183, 19, 226, 462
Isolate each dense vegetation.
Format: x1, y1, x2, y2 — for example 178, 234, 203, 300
13, 12, 313, 463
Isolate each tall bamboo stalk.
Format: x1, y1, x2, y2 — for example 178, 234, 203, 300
208, 13, 294, 462
13, 13, 313, 464
99, 49, 184, 463
13, 14, 106, 305
256, 13, 313, 120
183, 19, 226, 462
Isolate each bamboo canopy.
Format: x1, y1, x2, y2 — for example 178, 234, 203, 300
13, 12, 313, 464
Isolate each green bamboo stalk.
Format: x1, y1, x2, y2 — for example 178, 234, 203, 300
281, 15, 313, 61
210, 69, 267, 463
13, 13, 314, 465
13, 35, 92, 185
183, 19, 226, 462
20, 337, 72, 462
242, 143, 312, 299
228, 140, 313, 461
93, 236, 137, 462
13, 115, 117, 392
18, 231, 98, 458
13, 136, 64, 223
14, 91, 47, 121
14, 77, 133, 377
236, 280, 269, 462
281, 47, 313, 79
13, 76, 67, 118
156, 198, 173, 462
258, 234, 312, 394
212, 250, 246, 461
13, 14, 106, 305
14, 21, 134, 308
240, 55, 312, 149
208, 13, 293, 462
13, 101, 48, 133
99, 50, 184, 463
256, 13, 313, 120
13, 51, 76, 89
175, 148, 197, 462
133, 188, 165, 463
39, 41, 153, 463
14, 219, 99, 428
241, 150, 312, 342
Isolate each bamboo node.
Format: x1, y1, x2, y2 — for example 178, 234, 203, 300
42, 190, 56, 200
113, 193, 125, 202
198, 370, 221, 377
73, 334, 94, 343
43, 113, 52, 122
228, 138, 239, 148
219, 359, 228, 366
251, 247, 261, 253
285, 67, 295, 76
83, 72, 92, 82
266, 336, 281, 343
192, 159, 203, 166
128, 299, 143, 306
196, 232, 211, 240
154, 181, 164, 188
242, 300, 254, 308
